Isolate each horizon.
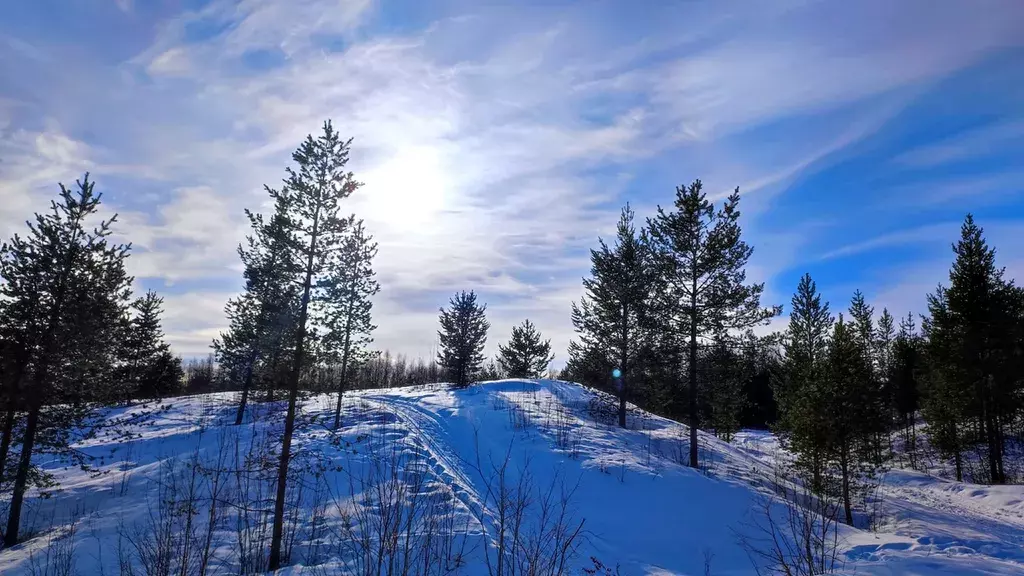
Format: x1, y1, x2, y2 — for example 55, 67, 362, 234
2, 0, 1023, 368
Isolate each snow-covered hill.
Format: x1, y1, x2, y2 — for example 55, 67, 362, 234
1, 380, 1021, 575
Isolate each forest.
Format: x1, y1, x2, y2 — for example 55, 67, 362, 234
0, 121, 1021, 574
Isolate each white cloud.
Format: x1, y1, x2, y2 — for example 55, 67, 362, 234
147, 47, 191, 76
894, 120, 1024, 168
4, 0, 1022, 362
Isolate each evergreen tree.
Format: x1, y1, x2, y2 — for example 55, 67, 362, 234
923, 214, 1016, 484
437, 290, 490, 388
119, 291, 182, 399
648, 180, 781, 467
921, 286, 968, 481
479, 357, 506, 381
779, 273, 834, 492
497, 319, 554, 379
699, 336, 748, 442
569, 204, 662, 428
269, 121, 363, 569
215, 189, 299, 425
324, 219, 379, 429
1, 174, 132, 546
847, 291, 889, 463
823, 314, 880, 525
890, 313, 922, 467
0, 265, 45, 486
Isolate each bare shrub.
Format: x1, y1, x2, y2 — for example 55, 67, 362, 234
323, 431, 473, 576
27, 513, 80, 576
471, 435, 585, 576
735, 466, 842, 576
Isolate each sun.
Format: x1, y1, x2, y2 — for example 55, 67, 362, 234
362, 145, 447, 231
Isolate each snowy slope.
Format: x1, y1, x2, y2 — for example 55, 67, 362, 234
0, 379, 1022, 575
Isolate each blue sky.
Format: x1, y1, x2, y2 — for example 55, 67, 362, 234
1, 0, 1023, 364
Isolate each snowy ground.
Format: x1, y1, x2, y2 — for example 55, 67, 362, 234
0, 379, 1021, 575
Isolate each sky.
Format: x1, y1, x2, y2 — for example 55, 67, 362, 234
1, 0, 1023, 367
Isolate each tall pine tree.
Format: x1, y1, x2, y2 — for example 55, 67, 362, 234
437, 290, 490, 388
1, 174, 132, 546
568, 204, 662, 428
269, 121, 362, 569
890, 313, 922, 468
779, 273, 834, 492
923, 214, 1016, 484
324, 219, 379, 429
648, 180, 780, 467
496, 319, 554, 378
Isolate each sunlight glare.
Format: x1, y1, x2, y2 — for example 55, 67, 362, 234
363, 145, 447, 231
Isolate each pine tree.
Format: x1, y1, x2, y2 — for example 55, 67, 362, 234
215, 188, 299, 425
118, 291, 182, 399
823, 314, 881, 525
324, 219, 379, 429
921, 286, 968, 481
569, 204, 662, 428
437, 290, 490, 388
479, 357, 506, 381
497, 319, 554, 379
1, 174, 132, 546
269, 121, 362, 569
0, 267, 45, 486
779, 273, 833, 492
890, 313, 922, 468
847, 291, 889, 464
699, 336, 749, 442
648, 180, 781, 467
923, 214, 1014, 484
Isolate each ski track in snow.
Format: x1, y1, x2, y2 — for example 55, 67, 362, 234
0, 380, 1022, 575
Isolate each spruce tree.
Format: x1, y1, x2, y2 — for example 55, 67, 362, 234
569, 204, 662, 428
890, 313, 922, 467
437, 290, 490, 388
923, 214, 1013, 484
823, 314, 879, 525
847, 291, 889, 464
779, 273, 833, 492
497, 319, 554, 378
0, 174, 132, 546
648, 180, 781, 467
324, 219, 379, 429
119, 291, 182, 399
921, 286, 968, 481
269, 121, 362, 569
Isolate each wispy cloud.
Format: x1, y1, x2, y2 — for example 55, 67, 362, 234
894, 120, 1024, 168
1, 0, 1022, 361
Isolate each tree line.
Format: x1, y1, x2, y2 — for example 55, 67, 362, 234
1, 118, 1019, 559
561, 182, 1024, 527
0, 121, 557, 555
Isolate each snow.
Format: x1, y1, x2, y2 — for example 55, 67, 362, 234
1, 379, 1022, 575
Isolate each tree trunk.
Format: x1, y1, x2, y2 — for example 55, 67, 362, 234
619, 302, 628, 429
4, 401, 40, 546
268, 206, 320, 571
234, 351, 258, 426
265, 348, 281, 403
840, 444, 853, 526
0, 403, 15, 485
333, 309, 354, 430
952, 420, 963, 482
688, 293, 699, 468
